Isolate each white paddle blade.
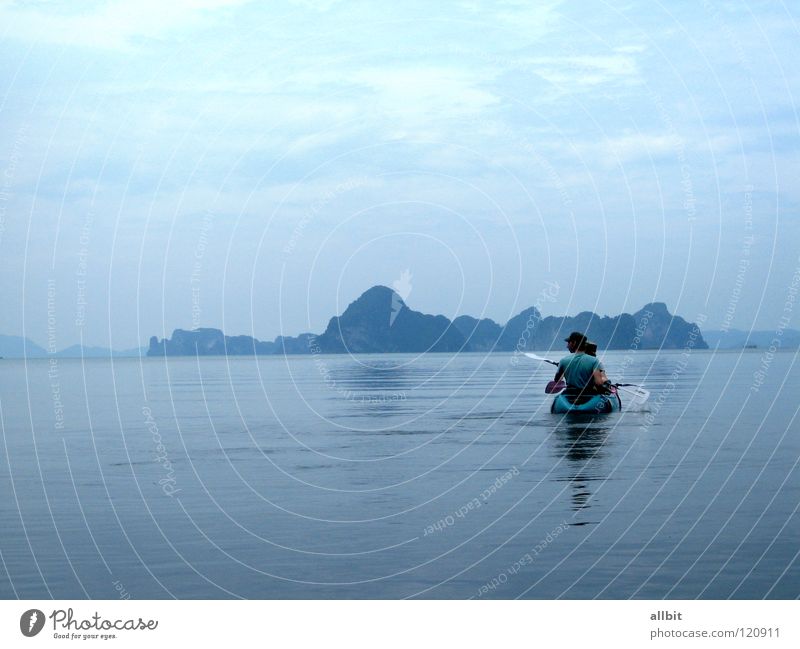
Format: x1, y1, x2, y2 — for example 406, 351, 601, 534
616, 384, 650, 406
523, 352, 558, 366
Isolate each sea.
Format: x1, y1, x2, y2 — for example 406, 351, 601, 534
1, 350, 798, 599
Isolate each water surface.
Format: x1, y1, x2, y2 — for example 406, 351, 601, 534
1, 350, 798, 598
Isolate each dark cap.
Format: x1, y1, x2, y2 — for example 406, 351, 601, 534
564, 331, 588, 346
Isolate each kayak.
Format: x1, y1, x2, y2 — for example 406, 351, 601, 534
551, 391, 622, 414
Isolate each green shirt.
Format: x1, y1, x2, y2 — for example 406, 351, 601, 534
558, 352, 602, 389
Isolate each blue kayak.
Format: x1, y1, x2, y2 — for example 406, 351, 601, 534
551, 391, 622, 414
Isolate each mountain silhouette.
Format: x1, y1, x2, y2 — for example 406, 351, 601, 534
313, 285, 466, 353
147, 286, 708, 356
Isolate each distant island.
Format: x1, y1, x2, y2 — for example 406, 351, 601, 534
146, 285, 709, 356
702, 328, 800, 350
0, 335, 145, 359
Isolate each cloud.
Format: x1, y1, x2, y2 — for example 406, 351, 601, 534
524, 54, 641, 87
0, 0, 252, 50
348, 66, 501, 130
613, 44, 646, 54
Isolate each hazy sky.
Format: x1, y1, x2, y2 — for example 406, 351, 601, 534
1, 0, 798, 349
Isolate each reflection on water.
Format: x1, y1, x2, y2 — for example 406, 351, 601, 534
322, 357, 416, 416
551, 421, 611, 512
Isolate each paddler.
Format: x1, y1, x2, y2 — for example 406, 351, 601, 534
584, 341, 614, 393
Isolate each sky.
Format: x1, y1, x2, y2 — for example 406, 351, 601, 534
0, 0, 798, 350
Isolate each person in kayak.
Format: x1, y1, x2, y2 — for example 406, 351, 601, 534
553, 332, 610, 397
584, 341, 614, 394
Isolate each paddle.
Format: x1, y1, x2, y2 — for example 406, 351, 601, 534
523, 352, 558, 366
523, 353, 565, 394
612, 383, 650, 404
523, 352, 650, 404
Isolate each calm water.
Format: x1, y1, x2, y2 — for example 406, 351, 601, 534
1, 350, 798, 599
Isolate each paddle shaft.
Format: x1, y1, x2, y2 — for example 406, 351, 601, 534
524, 352, 649, 400
522, 352, 558, 366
